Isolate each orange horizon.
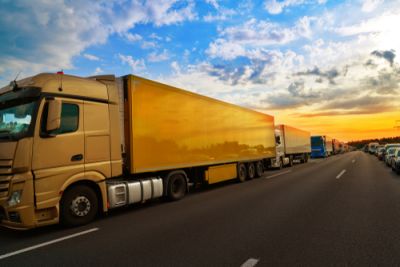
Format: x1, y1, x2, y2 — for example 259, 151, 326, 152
258, 109, 400, 143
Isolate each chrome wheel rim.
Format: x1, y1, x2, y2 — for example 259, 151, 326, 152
70, 196, 91, 217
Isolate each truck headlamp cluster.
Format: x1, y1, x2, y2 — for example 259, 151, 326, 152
7, 190, 22, 207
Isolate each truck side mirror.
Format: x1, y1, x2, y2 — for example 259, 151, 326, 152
275, 135, 281, 145
46, 99, 62, 132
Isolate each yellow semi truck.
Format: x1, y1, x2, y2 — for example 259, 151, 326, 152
0, 73, 276, 229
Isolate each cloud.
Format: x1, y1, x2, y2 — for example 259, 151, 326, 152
206, 17, 315, 60
149, 33, 163, 40
362, 0, 384, 12
93, 67, 104, 75
200, 49, 304, 86
296, 66, 341, 84
203, 8, 236, 22
171, 61, 181, 73
0, 0, 110, 81
141, 41, 158, 49
0, 0, 196, 83
363, 67, 400, 94
264, 0, 325, 15
364, 59, 378, 68
124, 33, 143, 42
335, 10, 400, 38
148, 49, 170, 62
83, 53, 100, 61
287, 80, 321, 98
371, 50, 396, 66
118, 54, 146, 72
205, 0, 219, 9
111, 1, 197, 32
296, 108, 391, 117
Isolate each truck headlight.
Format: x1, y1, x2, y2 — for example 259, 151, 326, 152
8, 190, 22, 207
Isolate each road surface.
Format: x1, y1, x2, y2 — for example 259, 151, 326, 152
1, 151, 400, 266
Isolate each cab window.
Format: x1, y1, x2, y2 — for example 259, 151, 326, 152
41, 103, 79, 135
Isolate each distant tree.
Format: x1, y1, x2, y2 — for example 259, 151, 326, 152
348, 136, 400, 149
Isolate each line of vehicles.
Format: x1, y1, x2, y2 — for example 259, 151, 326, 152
310, 135, 348, 158
0, 73, 347, 230
367, 142, 400, 174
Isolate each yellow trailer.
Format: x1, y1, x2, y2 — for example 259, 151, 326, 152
125, 75, 276, 175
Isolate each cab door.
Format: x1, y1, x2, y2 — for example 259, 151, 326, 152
32, 97, 84, 210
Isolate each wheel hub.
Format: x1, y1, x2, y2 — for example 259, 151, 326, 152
70, 196, 91, 217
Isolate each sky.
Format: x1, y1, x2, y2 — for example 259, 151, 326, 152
1, 0, 400, 142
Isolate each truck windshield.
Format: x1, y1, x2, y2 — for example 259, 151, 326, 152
311, 137, 323, 146
0, 101, 37, 140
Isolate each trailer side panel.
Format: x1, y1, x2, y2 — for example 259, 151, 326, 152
127, 75, 276, 174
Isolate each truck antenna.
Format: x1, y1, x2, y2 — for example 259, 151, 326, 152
10, 70, 21, 91
57, 70, 64, 91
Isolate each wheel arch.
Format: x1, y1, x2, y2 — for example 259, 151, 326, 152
60, 172, 106, 213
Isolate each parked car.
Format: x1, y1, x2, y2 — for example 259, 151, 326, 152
383, 144, 400, 161
375, 145, 385, 156
368, 142, 379, 154
392, 148, 400, 174
385, 148, 397, 166
377, 147, 386, 160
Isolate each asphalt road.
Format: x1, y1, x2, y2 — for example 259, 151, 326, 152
2, 151, 400, 266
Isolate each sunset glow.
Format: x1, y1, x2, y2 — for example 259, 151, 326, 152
1, 0, 399, 142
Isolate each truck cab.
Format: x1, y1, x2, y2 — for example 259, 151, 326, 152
272, 128, 289, 168
0, 73, 122, 229
311, 136, 327, 158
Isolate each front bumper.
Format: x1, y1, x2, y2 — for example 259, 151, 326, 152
0, 202, 36, 230
311, 151, 326, 158
0, 173, 59, 230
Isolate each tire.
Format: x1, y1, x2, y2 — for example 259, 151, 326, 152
247, 163, 255, 180
237, 163, 247, 182
278, 158, 283, 170
255, 161, 263, 177
289, 156, 294, 167
304, 154, 309, 163
167, 172, 187, 201
60, 185, 98, 227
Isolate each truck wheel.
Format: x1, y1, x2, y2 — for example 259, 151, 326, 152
304, 154, 309, 163
60, 185, 98, 227
167, 173, 187, 201
247, 163, 255, 179
278, 158, 283, 169
237, 163, 247, 182
289, 156, 294, 167
255, 161, 263, 177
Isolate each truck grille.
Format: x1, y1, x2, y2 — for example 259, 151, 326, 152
0, 175, 11, 197
0, 160, 13, 175
0, 160, 13, 197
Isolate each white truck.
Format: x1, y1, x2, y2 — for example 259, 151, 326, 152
272, 124, 311, 168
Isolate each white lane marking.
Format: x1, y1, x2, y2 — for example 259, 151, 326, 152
241, 258, 259, 267
0, 227, 99, 260
336, 169, 346, 179
352, 159, 356, 163
265, 170, 292, 179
